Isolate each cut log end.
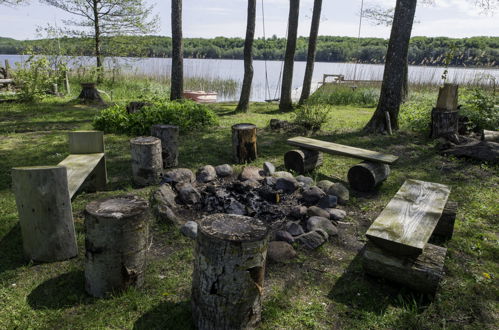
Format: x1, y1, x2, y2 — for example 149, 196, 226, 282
199, 213, 269, 242
284, 149, 323, 174
85, 195, 149, 219
347, 161, 390, 192
232, 123, 257, 164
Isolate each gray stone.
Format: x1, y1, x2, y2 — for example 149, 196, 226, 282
296, 230, 328, 250
295, 175, 314, 186
307, 216, 338, 237
264, 176, 277, 186
274, 230, 295, 244
225, 198, 246, 215
215, 164, 233, 177
286, 222, 305, 236
233, 179, 261, 193
326, 208, 347, 221
328, 183, 350, 205
163, 168, 195, 184
196, 165, 217, 183
272, 171, 294, 179
263, 162, 276, 175
150, 184, 181, 225
317, 180, 334, 192
290, 205, 307, 219
301, 186, 326, 205
180, 221, 198, 240
239, 166, 264, 181
267, 241, 297, 263
307, 206, 330, 219
177, 183, 201, 205
318, 195, 338, 209
275, 177, 299, 194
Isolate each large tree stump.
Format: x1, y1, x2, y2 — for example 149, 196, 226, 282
284, 149, 323, 174
431, 84, 459, 138
232, 123, 257, 164
347, 161, 390, 192
150, 124, 179, 168
11, 166, 78, 262
130, 136, 163, 186
84, 195, 150, 298
78, 83, 105, 104
192, 213, 269, 330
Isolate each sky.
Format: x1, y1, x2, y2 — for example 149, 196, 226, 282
0, 0, 498, 40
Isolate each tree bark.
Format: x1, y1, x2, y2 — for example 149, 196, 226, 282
347, 161, 390, 192
171, 0, 184, 101
430, 109, 459, 138
130, 136, 163, 186
363, 0, 418, 134
299, 0, 322, 105
150, 124, 179, 168
279, 0, 300, 112
78, 83, 105, 104
191, 213, 269, 330
284, 149, 323, 174
92, 0, 103, 83
84, 195, 150, 298
236, 0, 256, 113
232, 123, 257, 164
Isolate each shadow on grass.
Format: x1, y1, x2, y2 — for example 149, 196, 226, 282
0, 120, 91, 134
0, 223, 26, 276
133, 300, 193, 330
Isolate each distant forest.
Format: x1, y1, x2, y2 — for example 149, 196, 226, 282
0, 35, 497, 67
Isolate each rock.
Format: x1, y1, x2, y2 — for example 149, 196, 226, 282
272, 171, 294, 179
286, 222, 305, 236
295, 175, 314, 186
267, 241, 297, 263
215, 164, 233, 177
180, 221, 198, 239
239, 166, 264, 181
263, 176, 277, 186
317, 180, 334, 192
328, 183, 350, 205
290, 205, 307, 219
301, 186, 326, 205
307, 216, 338, 237
275, 177, 299, 194
263, 162, 276, 175
196, 165, 217, 183
307, 206, 330, 219
176, 183, 201, 205
318, 195, 338, 209
233, 179, 261, 193
163, 168, 195, 185
274, 230, 295, 244
225, 198, 246, 215
296, 230, 328, 250
326, 208, 347, 221
150, 184, 181, 225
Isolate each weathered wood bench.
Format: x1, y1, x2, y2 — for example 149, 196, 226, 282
361, 179, 457, 293
285, 136, 399, 191
11, 131, 107, 262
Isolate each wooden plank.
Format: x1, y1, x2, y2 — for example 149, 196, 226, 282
58, 153, 104, 198
287, 136, 399, 164
366, 179, 450, 256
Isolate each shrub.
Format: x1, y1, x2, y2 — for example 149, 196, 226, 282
293, 104, 331, 131
460, 88, 499, 131
307, 85, 379, 107
399, 91, 436, 131
93, 99, 218, 135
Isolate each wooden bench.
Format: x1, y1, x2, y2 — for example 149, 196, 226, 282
285, 136, 399, 191
361, 179, 457, 293
11, 131, 107, 262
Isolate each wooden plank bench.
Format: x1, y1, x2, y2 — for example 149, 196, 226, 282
11, 131, 107, 262
285, 136, 399, 191
361, 179, 456, 293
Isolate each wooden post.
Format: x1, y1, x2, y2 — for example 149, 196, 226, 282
4, 59, 10, 79
52, 83, 59, 95
11, 166, 78, 262
284, 149, 323, 174
192, 213, 269, 329
84, 195, 150, 298
347, 161, 390, 192
150, 124, 179, 168
232, 123, 257, 164
78, 83, 105, 104
64, 70, 71, 95
130, 136, 163, 186
431, 84, 459, 138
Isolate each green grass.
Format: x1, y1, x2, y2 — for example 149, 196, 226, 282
0, 92, 498, 329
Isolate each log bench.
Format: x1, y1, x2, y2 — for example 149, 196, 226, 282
285, 136, 399, 191
11, 131, 107, 262
361, 179, 456, 293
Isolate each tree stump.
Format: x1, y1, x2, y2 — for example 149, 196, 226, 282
11, 166, 78, 262
130, 136, 163, 186
232, 123, 257, 164
347, 161, 390, 192
78, 83, 105, 104
284, 149, 323, 174
192, 213, 269, 330
436, 83, 458, 111
126, 101, 152, 114
84, 195, 149, 298
150, 124, 179, 168
431, 83, 459, 138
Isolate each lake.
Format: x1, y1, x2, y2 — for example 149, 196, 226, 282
1, 54, 497, 102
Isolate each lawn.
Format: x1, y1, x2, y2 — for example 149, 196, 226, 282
0, 95, 497, 329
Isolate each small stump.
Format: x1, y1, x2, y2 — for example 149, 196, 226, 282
150, 124, 179, 168
347, 161, 390, 192
284, 149, 323, 174
130, 136, 163, 186
78, 83, 105, 104
232, 123, 257, 164
192, 213, 269, 329
430, 83, 459, 139
84, 195, 150, 298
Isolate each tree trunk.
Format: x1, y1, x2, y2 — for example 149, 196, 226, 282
401, 58, 409, 102
92, 0, 103, 83
347, 161, 390, 192
78, 83, 105, 104
236, 0, 256, 113
150, 124, 179, 168
232, 123, 257, 164
299, 0, 322, 105
284, 149, 323, 174
191, 213, 269, 329
171, 0, 184, 101
279, 0, 300, 112
363, 0, 418, 134
84, 195, 150, 298
130, 136, 163, 186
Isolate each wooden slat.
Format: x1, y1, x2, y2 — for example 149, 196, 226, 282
287, 136, 398, 164
58, 153, 104, 198
366, 179, 451, 256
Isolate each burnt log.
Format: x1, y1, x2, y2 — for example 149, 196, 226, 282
84, 195, 150, 298
443, 140, 499, 163
232, 123, 257, 164
150, 124, 179, 168
191, 213, 269, 329
130, 136, 163, 186
78, 83, 105, 104
284, 149, 323, 174
347, 161, 390, 192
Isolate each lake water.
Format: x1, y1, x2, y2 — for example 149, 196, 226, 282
1, 54, 497, 102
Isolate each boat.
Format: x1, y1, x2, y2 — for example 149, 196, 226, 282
183, 90, 218, 103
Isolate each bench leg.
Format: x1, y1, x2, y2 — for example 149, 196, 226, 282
81, 157, 107, 193
431, 200, 458, 242
348, 161, 390, 192
11, 166, 78, 262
